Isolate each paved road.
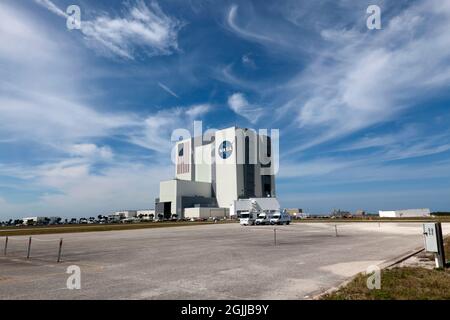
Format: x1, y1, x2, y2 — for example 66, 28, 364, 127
0, 222, 448, 299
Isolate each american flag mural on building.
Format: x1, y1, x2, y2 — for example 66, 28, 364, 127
177, 140, 190, 174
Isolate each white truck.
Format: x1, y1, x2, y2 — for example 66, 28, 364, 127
270, 211, 291, 225
255, 212, 272, 225
236, 198, 283, 227
239, 211, 257, 226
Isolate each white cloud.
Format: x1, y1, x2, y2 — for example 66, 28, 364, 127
227, 5, 274, 43
68, 144, 113, 160
225, 3, 305, 53
129, 104, 212, 152
0, 2, 59, 64
158, 81, 179, 98
337, 126, 420, 152
227, 92, 263, 123
0, 94, 137, 144
34, 0, 67, 18
35, 163, 171, 216
0, 161, 172, 218
0, 2, 206, 219
297, 157, 448, 181
278, 158, 362, 178
241, 53, 256, 68
217, 64, 261, 91
35, 0, 183, 59
185, 104, 211, 118
274, 0, 450, 154
0, 2, 138, 146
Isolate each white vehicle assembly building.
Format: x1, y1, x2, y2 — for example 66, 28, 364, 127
155, 126, 277, 219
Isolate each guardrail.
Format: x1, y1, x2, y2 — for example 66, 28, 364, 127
2, 236, 64, 262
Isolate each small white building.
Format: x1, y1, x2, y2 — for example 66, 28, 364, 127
23, 217, 41, 225
110, 210, 138, 219
378, 208, 431, 218
184, 207, 229, 220
22, 216, 61, 225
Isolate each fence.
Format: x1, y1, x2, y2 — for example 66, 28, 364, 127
2, 236, 64, 262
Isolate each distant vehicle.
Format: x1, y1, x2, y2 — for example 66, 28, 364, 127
239, 211, 257, 226
121, 217, 139, 223
255, 212, 272, 225
79, 218, 88, 224
209, 216, 219, 223
270, 211, 291, 225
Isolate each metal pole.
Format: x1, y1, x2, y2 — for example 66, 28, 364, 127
4, 236, 8, 256
57, 238, 63, 263
274, 228, 277, 246
435, 222, 446, 269
335, 225, 338, 237
27, 236, 32, 259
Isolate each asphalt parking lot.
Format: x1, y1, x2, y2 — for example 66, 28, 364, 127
0, 222, 448, 299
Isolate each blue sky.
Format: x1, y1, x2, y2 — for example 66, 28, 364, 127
0, 0, 450, 218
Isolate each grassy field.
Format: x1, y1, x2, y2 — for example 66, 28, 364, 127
0, 221, 234, 237
322, 237, 450, 300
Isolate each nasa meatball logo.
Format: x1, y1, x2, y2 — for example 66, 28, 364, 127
218, 140, 233, 159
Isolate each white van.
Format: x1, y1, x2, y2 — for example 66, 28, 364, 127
239, 211, 257, 226
270, 212, 291, 225
255, 212, 272, 225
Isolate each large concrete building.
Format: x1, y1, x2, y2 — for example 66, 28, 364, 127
378, 208, 431, 218
155, 126, 277, 219
22, 216, 61, 225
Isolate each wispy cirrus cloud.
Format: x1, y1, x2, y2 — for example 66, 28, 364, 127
0, 160, 172, 218
128, 104, 212, 152
2, 0, 450, 217
277, 0, 450, 155
0, 1, 207, 218
227, 92, 264, 123
158, 81, 179, 98
68, 144, 114, 161
226, 4, 275, 44
34, 0, 184, 59
34, 0, 67, 18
